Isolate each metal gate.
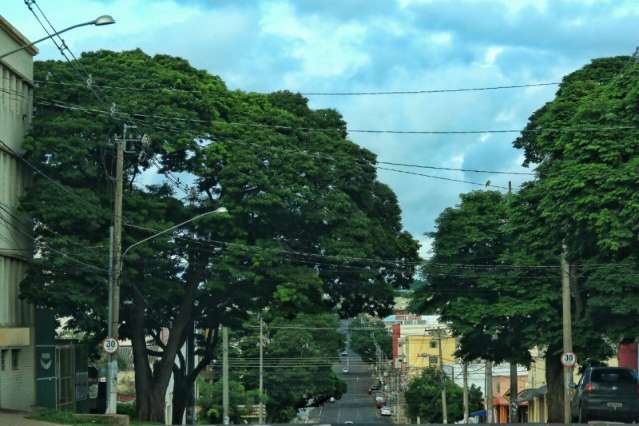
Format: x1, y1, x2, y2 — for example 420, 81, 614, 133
56, 345, 75, 410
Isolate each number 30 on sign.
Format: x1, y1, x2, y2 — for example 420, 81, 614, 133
561, 352, 576, 367
103, 337, 119, 354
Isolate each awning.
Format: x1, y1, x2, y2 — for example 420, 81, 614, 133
517, 388, 538, 402
470, 409, 486, 418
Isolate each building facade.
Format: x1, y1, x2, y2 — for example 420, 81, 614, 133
0, 15, 37, 411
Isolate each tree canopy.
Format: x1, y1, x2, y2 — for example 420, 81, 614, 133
349, 315, 392, 363
404, 368, 483, 423
19, 49, 419, 422
412, 55, 639, 422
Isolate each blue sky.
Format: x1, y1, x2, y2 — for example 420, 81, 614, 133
4, 0, 639, 257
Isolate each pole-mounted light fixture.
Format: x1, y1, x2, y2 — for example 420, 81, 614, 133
0, 15, 116, 60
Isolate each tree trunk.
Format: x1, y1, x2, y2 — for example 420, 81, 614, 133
545, 350, 564, 423
172, 368, 190, 424
136, 387, 167, 422
129, 287, 192, 423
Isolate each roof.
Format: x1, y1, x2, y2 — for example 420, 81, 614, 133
0, 15, 39, 56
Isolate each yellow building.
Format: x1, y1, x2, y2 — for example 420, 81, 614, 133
402, 332, 457, 376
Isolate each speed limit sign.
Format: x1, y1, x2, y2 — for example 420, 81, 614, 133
103, 337, 119, 354
561, 352, 577, 367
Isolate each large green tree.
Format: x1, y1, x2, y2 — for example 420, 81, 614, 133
412, 191, 533, 366
506, 55, 639, 421
349, 315, 392, 363
233, 313, 346, 422
19, 50, 418, 422
413, 55, 639, 423
405, 368, 483, 423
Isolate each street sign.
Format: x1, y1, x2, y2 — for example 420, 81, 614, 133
561, 351, 577, 367
103, 337, 119, 354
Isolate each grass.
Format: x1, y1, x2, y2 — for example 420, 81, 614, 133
28, 409, 161, 426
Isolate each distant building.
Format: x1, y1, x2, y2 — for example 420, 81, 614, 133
0, 15, 38, 411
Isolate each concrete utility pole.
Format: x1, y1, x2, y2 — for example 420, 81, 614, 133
223, 326, 230, 425
395, 368, 401, 423
485, 360, 493, 423
106, 130, 124, 414
259, 315, 264, 424
561, 243, 573, 424
509, 362, 518, 423
463, 362, 469, 424
438, 331, 448, 424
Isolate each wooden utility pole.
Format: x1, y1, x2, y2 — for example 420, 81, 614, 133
561, 243, 573, 424
223, 326, 230, 425
463, 362, 469, 423
486, 360, 493, 423
438, 331, 448, 424
509, 362, 518, 423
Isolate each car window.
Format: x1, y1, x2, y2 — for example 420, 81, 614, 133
591, 369, 636, 384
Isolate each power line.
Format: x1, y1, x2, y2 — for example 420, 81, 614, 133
377, 167, 508, 189
33, 77, 561, 96
377, 161, 535, 176
299, 82, 561, 96
34, 97, 639, 137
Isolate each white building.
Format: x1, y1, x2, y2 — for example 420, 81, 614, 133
0, 15, 37, 410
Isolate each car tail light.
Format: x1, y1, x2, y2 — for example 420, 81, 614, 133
584, 383, 593, 394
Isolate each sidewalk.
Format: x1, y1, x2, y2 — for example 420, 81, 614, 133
0, 411, 60, 426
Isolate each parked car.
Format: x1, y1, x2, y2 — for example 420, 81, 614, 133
329, 396, 336, 403
342, 368, 349, 374
340, 351, 348, 356
380, 406, 392, 416
370, 383, 381, 391
571, 366, 639, 423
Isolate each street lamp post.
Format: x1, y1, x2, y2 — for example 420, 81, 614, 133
0, 15, 115, 60
106, 207, 228, 415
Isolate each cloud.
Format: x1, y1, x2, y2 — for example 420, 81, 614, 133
4, 0, 637, 246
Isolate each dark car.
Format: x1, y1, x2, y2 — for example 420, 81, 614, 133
572, 367, 639, 423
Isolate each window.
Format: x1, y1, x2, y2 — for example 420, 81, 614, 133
430, 340, 438, 349
429, 356, 439, 365
11, 349, 20, 370
591, 368, 636, 384
0, 350, 6, 371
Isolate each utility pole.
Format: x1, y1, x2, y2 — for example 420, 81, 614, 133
561, 243, 573, 424
259, 315, 264, 424
463, 362, 469, 424
223, 326, 230, 425
509, 362, 518, 423
438, 330, 448, 424
485, 360, 493, 423
106, 129, 124, 414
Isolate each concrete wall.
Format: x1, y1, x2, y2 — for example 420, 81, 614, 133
0, 14, 36, 411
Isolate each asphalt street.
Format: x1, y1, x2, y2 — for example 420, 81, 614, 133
308, 321, 391, 424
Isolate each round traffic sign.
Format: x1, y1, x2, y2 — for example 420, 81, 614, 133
561, 351, 577, 367
103, 337, 119, 354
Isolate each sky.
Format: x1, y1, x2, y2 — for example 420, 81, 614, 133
4, 0, 639, 258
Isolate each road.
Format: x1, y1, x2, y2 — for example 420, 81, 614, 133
308, 321, 391, 424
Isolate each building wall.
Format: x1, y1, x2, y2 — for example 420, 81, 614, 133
0, 15, 36, 411
404, 334, 457, 375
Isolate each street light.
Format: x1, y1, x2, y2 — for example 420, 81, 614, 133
121, 207, 228, 259
106, 206, 229, 415
0, 15, 116, 60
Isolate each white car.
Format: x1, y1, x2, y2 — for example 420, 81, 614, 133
340, 351, 348, 356
344, 421, 354, 424
380, 406, 392, 416
342, 368, 349, 374
329, 397, 336, 403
